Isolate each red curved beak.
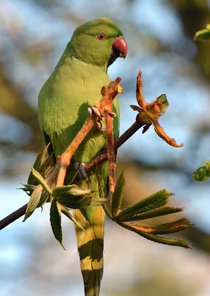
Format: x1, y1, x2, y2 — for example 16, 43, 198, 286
112, 36, 128, 58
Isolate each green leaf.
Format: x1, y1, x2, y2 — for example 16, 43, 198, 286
27, 146, 53, 185
23, 185, 43, 221
152, 218, 191, 234
192, 161, 210, 182
39, 191, 50, 209
61, 207, 85, 230
128, 218, 190, 235
146, 94, 169, 117
194, 25, 210, 40
103, 200, 112, 219
55, 194, 92, 209
19, 184, 36, 195
112, 170, 125, 217
30, 167, 52, 194
139, 231, 190, 249
120, 222, 190, 248
91, 198, 107, 206
50, 199, 65, 249
69, 186, 91, 196
27, 152, 43, 185
117, 190, 173, 219
53, 184, 91, 197
156, 94, 169, 115
53, 184, 92, 209
118, 206, 182, 222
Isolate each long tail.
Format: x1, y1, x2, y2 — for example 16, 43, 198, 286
74, 206, 105, 296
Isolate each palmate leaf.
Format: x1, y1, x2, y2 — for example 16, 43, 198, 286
117, 190, 173, 219
120, 221, 190, 249
23, 185, 43, 221
53, 184, 92, 209
110, 185, 190, 248
50, 199, 65, 249
53, 184, 91, 197
118, 206, 182, 222
111, 170, 125, 217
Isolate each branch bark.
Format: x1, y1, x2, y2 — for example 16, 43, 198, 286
0, 118, 144, 230
0, 74, 146, 231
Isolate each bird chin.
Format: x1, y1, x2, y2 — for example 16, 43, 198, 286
107, 48, 121, 68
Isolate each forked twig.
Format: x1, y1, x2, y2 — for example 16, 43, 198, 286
0, 71, 181, 230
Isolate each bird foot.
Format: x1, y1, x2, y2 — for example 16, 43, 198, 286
88, 106, 101, 117
73, 162, 88, 180
88, 106, 105, 131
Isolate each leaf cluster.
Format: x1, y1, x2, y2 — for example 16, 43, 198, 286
21, 148, 94, 247
21, 152, 190, 249
105, 171, 191, 248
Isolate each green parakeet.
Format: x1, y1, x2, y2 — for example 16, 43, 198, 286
38, 17, 128, 296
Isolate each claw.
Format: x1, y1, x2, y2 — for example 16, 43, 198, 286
88, 105, 105, 131
88, 106, 102, 118
88, 107, 92, 116
107, 111, 116, 118
96, 120, 106, 131
73, 162, 88, 180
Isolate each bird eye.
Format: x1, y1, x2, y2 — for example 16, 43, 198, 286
97, 33, 106, 40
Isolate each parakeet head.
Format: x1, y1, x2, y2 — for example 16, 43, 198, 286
68, 17, 128, 68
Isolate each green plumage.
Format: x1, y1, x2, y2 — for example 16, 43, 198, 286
38, 17, 126, 296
